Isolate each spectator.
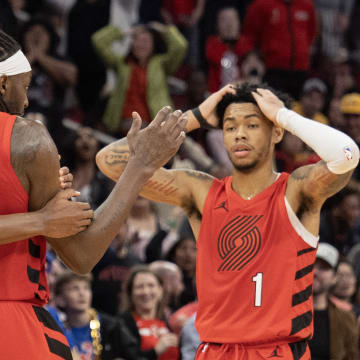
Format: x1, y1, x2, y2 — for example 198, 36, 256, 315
61, 127, 114, 209
292, 78, 329, 124
91, 221, 142, 316
124, 196, 178, 263
162, 0, 205, 68
149, 260, 185, 314
331, 60, 357, 99
313, 0, 354, 65
54, 271, 135, 360
242, 0, 316, 99
67, 0, 109, 122
309, 243, 359, 360
166, 236, 197, 307
320, 187, 360, 256
168, 301, 197, 335
20, 17, 77, 142
205, 7, 249, 93
180, 313, 200, 360
92, 22, 187, 135
331, 261, 360, 318
275, 132, 320, 173
340, 93, 360, 190
348, 242, 360, 280
119, 265, 179, 359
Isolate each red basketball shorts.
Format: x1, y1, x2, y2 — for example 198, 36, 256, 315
0, 301, 72, 359
195, 340, 310, 360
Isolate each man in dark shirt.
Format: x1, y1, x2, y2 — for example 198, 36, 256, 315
309, 243, 359, 360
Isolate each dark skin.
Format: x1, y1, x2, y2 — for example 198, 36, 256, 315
0, 70, 186, 273
97, 86, 353, 241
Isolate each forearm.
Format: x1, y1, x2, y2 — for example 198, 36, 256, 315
50, 160, 153, 274
37, 54, 78, 86
277, 108, 360, 174
0, 212, 44, 245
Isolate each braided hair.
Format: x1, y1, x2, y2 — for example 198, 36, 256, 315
0, 30, 21, 112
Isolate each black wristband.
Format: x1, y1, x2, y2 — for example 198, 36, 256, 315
191, 107, 217, 129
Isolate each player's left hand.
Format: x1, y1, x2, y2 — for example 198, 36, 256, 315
251, 88, 285, 125
59, 167, 73, 189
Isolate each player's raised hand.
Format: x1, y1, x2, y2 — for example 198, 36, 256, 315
198, 84, 236, 127
251, 88, 285, 125
40, 189, 94, 238
127, 107, 187, 173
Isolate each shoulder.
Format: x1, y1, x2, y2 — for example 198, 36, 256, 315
11, 117, 57, 177
329, 300, 357, 325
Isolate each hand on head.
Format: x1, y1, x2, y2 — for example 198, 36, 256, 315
251, 88, 285, 125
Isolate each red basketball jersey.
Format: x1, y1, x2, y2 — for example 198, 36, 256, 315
0, 112, 49, 305
195, 173, 318, 344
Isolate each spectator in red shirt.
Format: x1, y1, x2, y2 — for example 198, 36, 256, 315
242, 0, 316, 99
205, 7, 250, 93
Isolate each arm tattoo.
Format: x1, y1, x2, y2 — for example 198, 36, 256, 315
104, 150, 130, 166
184, 169, 213, 182
146, 177, 179, 195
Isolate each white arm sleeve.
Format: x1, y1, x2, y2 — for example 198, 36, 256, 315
276, 108, 359, 174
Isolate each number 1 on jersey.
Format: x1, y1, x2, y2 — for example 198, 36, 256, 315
252, 272, 263, 307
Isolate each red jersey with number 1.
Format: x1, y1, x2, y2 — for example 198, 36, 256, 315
0, 111, 49, 305
195, 173, 318, 344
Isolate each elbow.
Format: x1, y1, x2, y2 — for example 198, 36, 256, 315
328, 142, 360, 175
65, 255, 94, 275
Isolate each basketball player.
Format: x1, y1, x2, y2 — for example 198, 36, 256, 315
0, 29, 186, 359
97, 83, 359, 359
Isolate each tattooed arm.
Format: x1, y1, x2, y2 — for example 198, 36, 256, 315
19, 108, 186, 274
96, 133, 214, 216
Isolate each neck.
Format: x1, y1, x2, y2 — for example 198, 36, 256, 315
135, 307, 157, 320
231, 162, 278, 200
67, 309, 91, 328
313, 293, 329, 310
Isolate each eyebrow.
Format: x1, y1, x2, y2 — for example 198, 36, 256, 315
224, 113, 261, 123
244, 113, 261, 119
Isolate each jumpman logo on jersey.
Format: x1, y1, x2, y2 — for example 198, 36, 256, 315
217, 215, 263, 271
215, 201, 228, 212
268, 346, 283, 358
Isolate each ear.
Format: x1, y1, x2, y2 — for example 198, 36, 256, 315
0, 75, 8, 96
272, 125, 284, 145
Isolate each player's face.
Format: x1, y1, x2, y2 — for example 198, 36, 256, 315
0, 71, 31, 116
313, 259, 336, 295
131, 272, 163, 315
222, 103, 276, 172
60, 280, 92, 312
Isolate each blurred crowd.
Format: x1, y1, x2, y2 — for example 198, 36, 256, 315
1, 0, 360, 359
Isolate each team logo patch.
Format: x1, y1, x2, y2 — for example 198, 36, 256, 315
343, 146, 353, 161
217, 215, 263, 271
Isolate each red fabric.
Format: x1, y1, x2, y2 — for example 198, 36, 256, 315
195, 341, 311, 359
133, 313, 179, 360
205, 35, 251, 93
0, 302, 69, 359
242, 0, 316, 70
163, 0, 196, 23
168, 301, 197, 334
0, 112, 49, 305
195, 174, 317, 343
122, 63, 151, 123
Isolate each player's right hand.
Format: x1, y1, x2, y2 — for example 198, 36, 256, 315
127, 107, 187, 173
40, 189, 94, 238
